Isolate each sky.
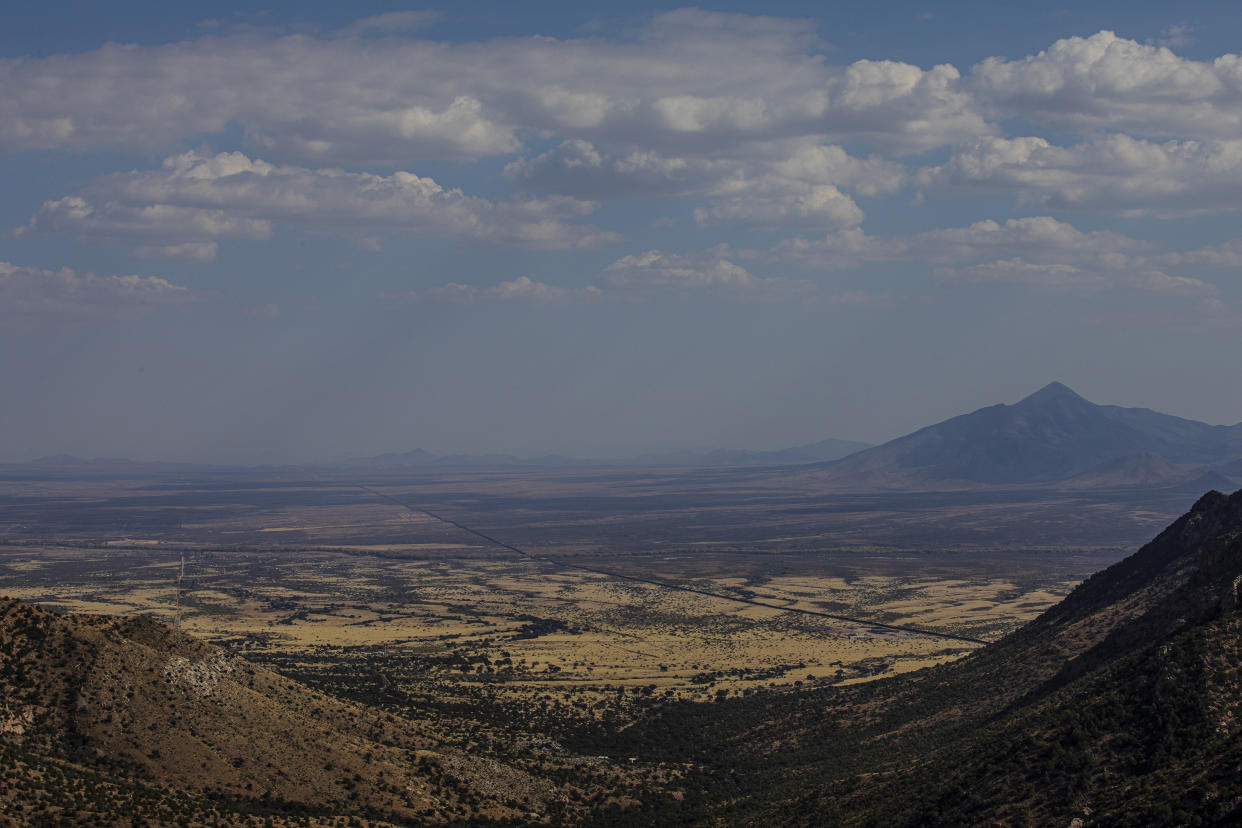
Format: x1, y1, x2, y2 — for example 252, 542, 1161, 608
2, 1, 1240, 463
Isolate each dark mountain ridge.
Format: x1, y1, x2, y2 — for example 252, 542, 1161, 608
801, 382, 1242, 490
609, 487, 1242, 825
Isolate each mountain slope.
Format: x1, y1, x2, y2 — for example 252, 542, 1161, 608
0, 600, 651, 824
798, 382, 1242, 490
820, 488, 1242, 825
608, 487, 1242, 825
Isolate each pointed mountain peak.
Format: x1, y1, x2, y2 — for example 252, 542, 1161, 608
1017, 381, 1092, 407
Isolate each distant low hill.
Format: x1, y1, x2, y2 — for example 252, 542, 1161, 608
335, 447, 592, 470
0, 455, 211, 478
338, 436, 873, 471
630, 437, 873, 467
795, 382, 1242, 490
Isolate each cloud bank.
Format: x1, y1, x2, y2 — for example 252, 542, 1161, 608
3, 15, 1240, 310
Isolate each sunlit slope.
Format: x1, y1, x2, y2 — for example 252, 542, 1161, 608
0, 598, 608, 824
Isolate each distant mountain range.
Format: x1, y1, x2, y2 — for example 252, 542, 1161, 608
334, 447, 592, 470
6, 382, 1240, 492
797, 381, 1242, 491
614, 437, 875, 467
0, 454, 219, 478
334, 436, 874, 470
2, 437, 875, 477
326, 382, 1242, 484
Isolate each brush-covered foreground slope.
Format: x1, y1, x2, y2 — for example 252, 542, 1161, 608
798, 382, 1242, 490
0, 601, 654, 826
824, 486, 1242, 826
614, 488, 1242, 826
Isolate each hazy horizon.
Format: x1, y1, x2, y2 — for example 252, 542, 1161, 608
5, 380, 1240, 466
3, 2, 1241, 464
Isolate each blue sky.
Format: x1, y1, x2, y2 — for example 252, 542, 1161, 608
1, 2, 1240, 462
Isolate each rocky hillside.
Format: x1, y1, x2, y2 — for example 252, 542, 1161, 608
607, 488, 1242, 825
829, 487, 1242, 825
0, 600, 658, 825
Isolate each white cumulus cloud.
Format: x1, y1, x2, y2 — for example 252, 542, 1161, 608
17, 150, 620, 252
391, 276, 597, 306
935, 258, 1214, 295
600, 248, 812, 296
507, 139, 896, 228
775, 216, 1146, 269
0, 10, 991, 166
918, 135, 1242, 216
0, 261, 192, 321
399, 247, 813, 306
1159, 238, 1242, 268
971, 30, 1242, 139
337, 11, 440, 37
774, 215, 1217, 296
133, 242, 220, 262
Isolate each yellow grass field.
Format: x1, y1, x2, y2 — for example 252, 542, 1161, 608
0, 542, 1082, 703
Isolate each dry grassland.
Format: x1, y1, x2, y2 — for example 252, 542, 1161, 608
0, 542, 1083, 706
0, 471, 1122, 724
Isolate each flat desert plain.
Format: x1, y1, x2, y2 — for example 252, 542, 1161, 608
0, 466, 1146, 723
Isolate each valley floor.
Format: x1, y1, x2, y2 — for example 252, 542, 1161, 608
0, 466, 1219, 825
